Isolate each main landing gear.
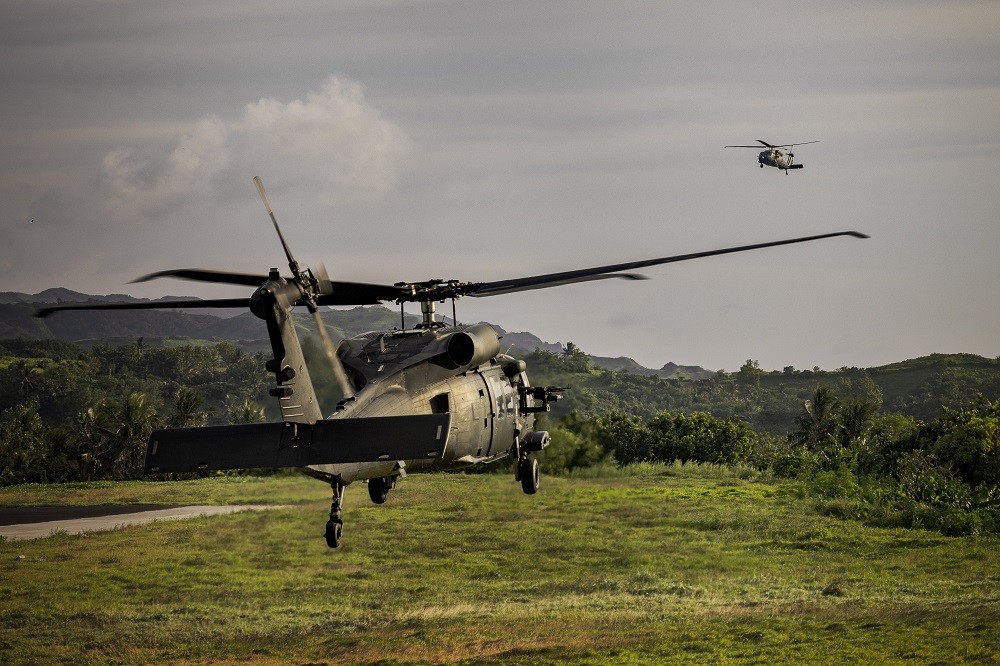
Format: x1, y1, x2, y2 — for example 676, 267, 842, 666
367, 476, 393, 504
325, 480, 344, 548
324, 476, 395, 549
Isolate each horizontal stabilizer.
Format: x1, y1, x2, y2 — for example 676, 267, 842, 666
145, 414, 452, 474
788, 164, 804, 169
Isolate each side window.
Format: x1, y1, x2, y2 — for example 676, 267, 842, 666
503, 380, 514, 415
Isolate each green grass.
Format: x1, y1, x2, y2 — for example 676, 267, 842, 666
0, 473, 313, 507
1, 471, 998, 664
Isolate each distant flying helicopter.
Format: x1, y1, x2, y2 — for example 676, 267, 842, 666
725, 139, 819, 174
37, 176, 866, 549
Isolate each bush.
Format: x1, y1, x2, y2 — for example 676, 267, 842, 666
896, 451, 973, 510
647, 411, 756, 466
806, 465, 862, 501
537, 425, 605, 475
931, 415, 1000, 488
594, 410, 759, 468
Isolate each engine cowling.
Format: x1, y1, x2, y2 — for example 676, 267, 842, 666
444, 323, 501, 370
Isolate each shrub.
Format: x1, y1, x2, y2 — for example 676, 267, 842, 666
896, 451, 973, 510
537, 425, 605, 475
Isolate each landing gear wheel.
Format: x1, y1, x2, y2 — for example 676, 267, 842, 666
519, 457, 539, 495
368, 476, 391, 504
326, 479, 345, 549
324, 519, 343, 548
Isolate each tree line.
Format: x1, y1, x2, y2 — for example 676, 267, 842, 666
2, 338, 997, 536
534, 385, 999, 536
0, 338, 272, 483
522, 347, 1000, 431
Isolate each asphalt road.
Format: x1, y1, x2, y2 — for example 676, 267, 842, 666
0, 504, 283, 541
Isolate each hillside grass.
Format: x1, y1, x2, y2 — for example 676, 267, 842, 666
1, 471, 998, 664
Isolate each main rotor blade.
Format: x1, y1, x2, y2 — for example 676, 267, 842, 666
132, 269, 269, 287
763, 140, 820, 149
467, 273, 648, 297
465, 231, 868, 298
36, 298, 249, 318
315, 281, 412, 306
724, 145, 767, 148
134, 265, 404, 306
756, 139, 775, 148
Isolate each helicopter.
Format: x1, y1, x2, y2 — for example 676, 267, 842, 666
37, 176, 867, 548
725, 139, 819, 174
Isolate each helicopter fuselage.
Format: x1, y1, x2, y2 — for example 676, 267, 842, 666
300, 322, 538, 485
758, 149, 799, 171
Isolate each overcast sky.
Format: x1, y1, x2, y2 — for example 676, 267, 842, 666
2, 1, 998, 371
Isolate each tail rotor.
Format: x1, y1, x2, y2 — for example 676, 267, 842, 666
253, 176, 353, 398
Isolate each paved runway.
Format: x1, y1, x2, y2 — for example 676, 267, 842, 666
0, 504, 285, 541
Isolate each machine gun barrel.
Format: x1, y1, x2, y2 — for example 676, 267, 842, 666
519, 385, 570, 413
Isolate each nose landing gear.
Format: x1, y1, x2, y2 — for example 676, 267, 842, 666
518, 457, 539, 494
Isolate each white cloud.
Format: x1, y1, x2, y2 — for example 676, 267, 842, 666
99, 76, 410, 214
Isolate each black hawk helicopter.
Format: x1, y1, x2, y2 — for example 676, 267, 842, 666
37, 177, 867, 548
725, 139, 819, 173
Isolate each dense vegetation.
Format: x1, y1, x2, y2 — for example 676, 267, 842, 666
527, 346, 1000, 429
0, 338, 272, 483
531, 348, 1000, 536
2, 337, 999, 536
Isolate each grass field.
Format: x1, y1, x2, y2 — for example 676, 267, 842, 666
1, 468, 998, 664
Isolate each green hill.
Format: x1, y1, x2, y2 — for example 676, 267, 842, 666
4, 290, 1000, 435
523, 348, 1000, 434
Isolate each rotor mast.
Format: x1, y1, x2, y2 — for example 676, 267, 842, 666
420, 300, 437, 328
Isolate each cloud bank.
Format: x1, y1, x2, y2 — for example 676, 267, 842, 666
99, 76, 410, 214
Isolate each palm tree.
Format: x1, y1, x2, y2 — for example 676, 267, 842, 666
169, 386, 207, 428
791, 385, 841, 450
838, 398, 879, 447
0, 405, 47, 484
78, 393, 160, 480
112, 393, 160, 478
228, 397, 265, 425
14, 361, 43, 397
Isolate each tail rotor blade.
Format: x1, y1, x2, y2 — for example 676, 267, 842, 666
312, 261, 334, 296
252, 176, 352, 397
254, 176, 298, 272
310, 309, 353, 398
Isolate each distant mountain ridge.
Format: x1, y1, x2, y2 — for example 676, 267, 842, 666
0, 289, 712, 378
